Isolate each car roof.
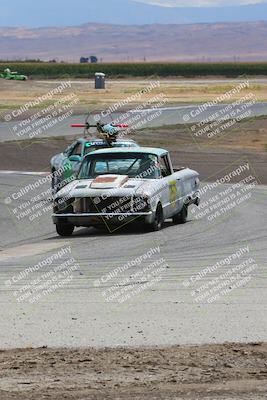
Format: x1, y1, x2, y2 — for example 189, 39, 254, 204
78, 137, 136, 143
88, 147, 168, 157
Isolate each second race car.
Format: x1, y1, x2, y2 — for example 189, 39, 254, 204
50, 117, 138, 193
50, 137, 138, 193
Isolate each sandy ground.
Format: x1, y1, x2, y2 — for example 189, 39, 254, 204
1, 343, 267, 399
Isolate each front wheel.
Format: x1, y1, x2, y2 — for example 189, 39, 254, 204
56, 223, 74, 237
51, 170, 62, 196
51, 170, 57, 195
148, 205, 164, 231
173, 204, 188, 224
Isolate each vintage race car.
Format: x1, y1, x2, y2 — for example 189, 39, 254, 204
52, 147, 200, 236
0, 68, 27, 80
50, 137, 138, 193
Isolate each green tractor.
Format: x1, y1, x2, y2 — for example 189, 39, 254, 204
0, 68, 28, 81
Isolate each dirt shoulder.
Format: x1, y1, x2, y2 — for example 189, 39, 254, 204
0, 342, 267, 400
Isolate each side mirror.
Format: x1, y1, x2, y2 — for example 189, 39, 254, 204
69, 155, 81, 162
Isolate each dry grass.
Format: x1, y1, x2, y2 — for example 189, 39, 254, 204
0, 79, 266, 117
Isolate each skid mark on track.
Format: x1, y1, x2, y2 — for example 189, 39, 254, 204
0, 241, 69, 262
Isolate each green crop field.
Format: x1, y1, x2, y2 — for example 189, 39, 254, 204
0, 62, 267, 78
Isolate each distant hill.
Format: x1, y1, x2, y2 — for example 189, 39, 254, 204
0, 0, 267, 27
0, 21, 267, 62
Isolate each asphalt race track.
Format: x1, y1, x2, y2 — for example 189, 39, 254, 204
1, 102, 267, 142
0, 172, 266, 349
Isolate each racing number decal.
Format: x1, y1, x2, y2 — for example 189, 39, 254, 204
169, 180, 178, 208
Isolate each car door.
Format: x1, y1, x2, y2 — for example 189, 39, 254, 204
69, 141, 83, 175
60, 141, 81, 186
159, 154, 183, 218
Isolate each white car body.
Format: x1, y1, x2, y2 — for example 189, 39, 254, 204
52, 147, 200, 234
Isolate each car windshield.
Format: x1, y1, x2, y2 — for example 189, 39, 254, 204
83, 142, 137, 155
78, 152, 161, 179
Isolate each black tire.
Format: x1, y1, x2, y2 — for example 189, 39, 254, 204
51, 170, 56, 194
51, 170, 61, 196
56, 223, 74, 237
173, 204, 188, 225
148, 204, 164, 231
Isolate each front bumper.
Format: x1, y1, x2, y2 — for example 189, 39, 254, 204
52, 211, 154, 226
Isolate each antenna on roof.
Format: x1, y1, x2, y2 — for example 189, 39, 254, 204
71, 112, 128, 145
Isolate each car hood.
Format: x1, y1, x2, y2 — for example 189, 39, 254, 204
55, 175, 161, 199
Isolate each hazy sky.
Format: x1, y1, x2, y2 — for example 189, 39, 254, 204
136, 0, 267, 6
1, 0, 267, 27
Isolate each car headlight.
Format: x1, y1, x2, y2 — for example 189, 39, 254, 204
133, 196, 150, 212
54, 197, 74, 213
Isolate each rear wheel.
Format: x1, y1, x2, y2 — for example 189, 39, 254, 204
173, 204, 188, 224
56, 223, 74, 237
148, 205, 164, 231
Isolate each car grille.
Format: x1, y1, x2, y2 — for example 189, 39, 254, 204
73, 196, 149, 214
